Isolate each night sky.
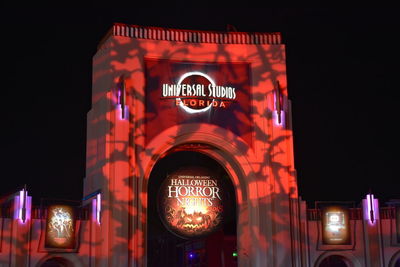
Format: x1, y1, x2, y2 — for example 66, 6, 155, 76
1, 8, 398, 206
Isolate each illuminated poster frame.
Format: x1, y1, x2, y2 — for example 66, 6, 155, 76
158, 166, 225, 239
45, 205, 76, 249
38, 200, 81, 252
316, 201, 355, 250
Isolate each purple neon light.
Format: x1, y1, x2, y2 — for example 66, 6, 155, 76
117, 104, 129, 120
16, 188, 30, 223
273, 92, 284, 126
92, 198, 97, 222
19, 189, 25, 221
273, 110, 285, 126
96, 193, 101, 224
364, 194, 379, 225
91, 193, 102, 224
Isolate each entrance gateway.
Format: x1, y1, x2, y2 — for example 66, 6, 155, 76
83, 24, 300, 266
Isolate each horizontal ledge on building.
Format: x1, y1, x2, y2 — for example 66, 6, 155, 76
103, 23, 282, 47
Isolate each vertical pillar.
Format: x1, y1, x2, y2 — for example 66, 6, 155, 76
9, 190, 31, 266
362, 194, 384, 266
267, 78, 299, 266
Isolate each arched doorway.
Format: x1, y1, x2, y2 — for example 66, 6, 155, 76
318, 255, 351, 267
39, 257, 73, 267
147, 149, 237, 267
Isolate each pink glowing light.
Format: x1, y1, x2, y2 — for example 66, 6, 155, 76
92, 198, 97, 222
91, 192, 101, 224
117, 104, 129, 120
273, 92, 284, 126
15, 188, 31, 223
364, 194, 379, 225
273, 110, 285, 126
96, 193, 101, 224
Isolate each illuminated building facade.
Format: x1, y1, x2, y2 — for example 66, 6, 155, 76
1, 24, 400, 267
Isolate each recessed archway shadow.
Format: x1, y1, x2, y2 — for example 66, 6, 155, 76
147, 150, 237, 267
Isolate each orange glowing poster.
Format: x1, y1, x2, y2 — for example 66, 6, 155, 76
158, 166, 224, 238
45, 205, 75, 249
321, 206, 350, 245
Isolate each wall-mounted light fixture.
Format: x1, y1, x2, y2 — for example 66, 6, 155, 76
14, 185, 31, 223
274, 80, 284, 126
92, 192, 102, 224
117, 76, 128, 120
364, 193, 379, 225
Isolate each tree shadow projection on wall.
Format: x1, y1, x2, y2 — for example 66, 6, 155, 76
79, 24, 301, 266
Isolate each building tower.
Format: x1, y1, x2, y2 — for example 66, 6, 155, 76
83, 24, 301, 266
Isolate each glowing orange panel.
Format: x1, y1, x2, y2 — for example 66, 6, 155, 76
322, 206, 350, 245
45, 205, 76, 249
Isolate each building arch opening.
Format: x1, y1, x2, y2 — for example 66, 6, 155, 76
318, 255, 351, 267
147, 149, 237, 267
39, 256, 74, 267
393, 255, 400, 267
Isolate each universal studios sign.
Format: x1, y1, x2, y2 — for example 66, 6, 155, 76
161, 71, 237, 113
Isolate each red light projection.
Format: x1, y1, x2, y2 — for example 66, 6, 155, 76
84, 24, 294, 266
322, 206, 350, 245
1, 24, 299, 266
158, 166, 224, 238
45, 205, 75, 249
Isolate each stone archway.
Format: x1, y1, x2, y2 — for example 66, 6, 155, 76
138, 125, 270, 266
36, 254, 84, 267
318, 255, 350, 267
146, 149, 237, 267
314, 251, 362, 267
388, 250, 400, 267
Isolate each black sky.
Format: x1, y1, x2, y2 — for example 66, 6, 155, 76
0, 8, 398, 205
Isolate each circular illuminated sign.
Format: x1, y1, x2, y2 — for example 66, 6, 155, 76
158, 166, 224, 238
176, 71, 215, 114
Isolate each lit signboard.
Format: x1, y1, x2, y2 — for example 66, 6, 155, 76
144, 59, 252, 146
322, 206, 350, 245
158, 166, 224, 238
161, 71, 237, 112
45, 205, 75, 249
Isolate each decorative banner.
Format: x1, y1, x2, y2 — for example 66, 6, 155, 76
158, 166, 224, 239
321, 206, 350, 245
45, 205, 75, 249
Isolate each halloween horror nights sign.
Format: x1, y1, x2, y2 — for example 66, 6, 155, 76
158, 166, 224, 238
